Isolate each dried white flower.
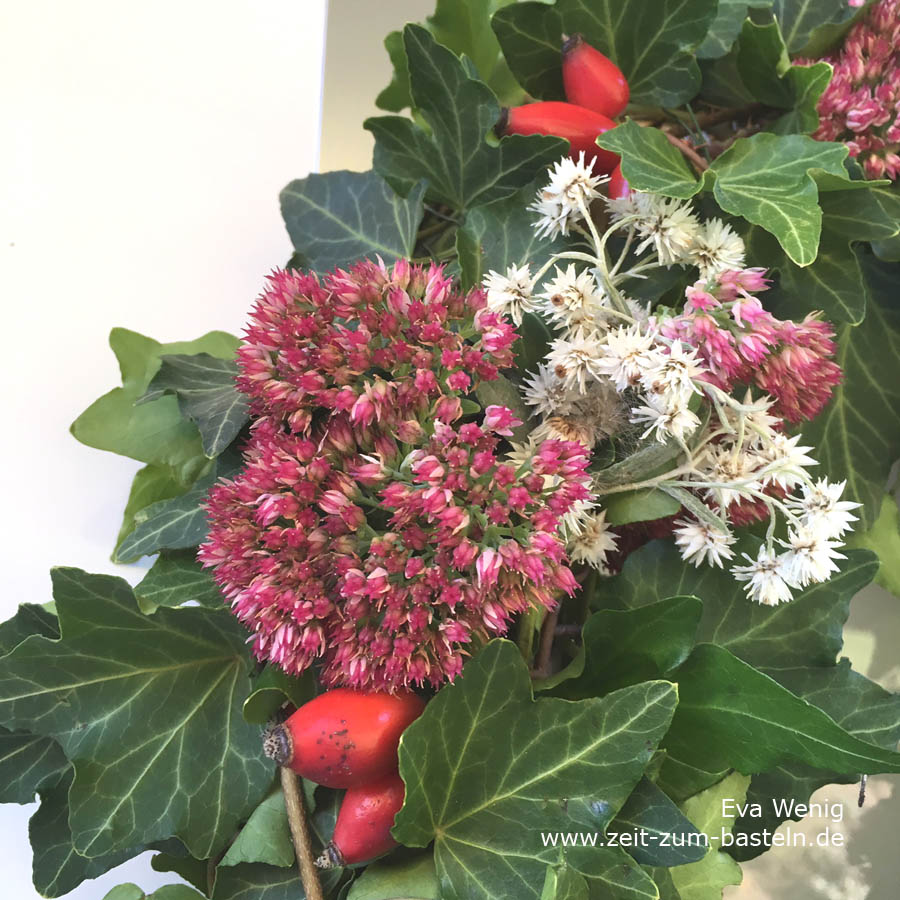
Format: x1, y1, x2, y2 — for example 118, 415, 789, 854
630, 393, 701, 443
785, 478, 860, 539
568, 510, 618, 571
483, 263, 534, 325
546, 331, 607, 393
521, 364, 572, 417
530, 153, 604, 239
673, 519, 736, 568
779, 526, 846, 587
631, 193, 702, 266
732, 545, 795, 606
639, 340, 705, 403
758, 433, 817, 492
536, 265, 608, 335
697, 444, 766, 509
594, 324, 655, 391
688, 218, 745, 278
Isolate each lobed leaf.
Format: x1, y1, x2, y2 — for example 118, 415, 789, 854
134, 550, 224, 614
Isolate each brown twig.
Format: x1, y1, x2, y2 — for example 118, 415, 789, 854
554, 623, 583, 638
530, 607, 560, 679
280, 766, 325, 900
664, 132, 709, 173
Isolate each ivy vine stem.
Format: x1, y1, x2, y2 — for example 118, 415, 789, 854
280, 766, 325, 900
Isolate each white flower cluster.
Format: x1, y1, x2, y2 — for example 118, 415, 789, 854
483, 155, 859, 597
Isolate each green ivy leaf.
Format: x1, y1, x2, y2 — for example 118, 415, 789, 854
664, 643, 900, 775
71, 328, 239, 470
280, 170, 426, 271
0, 726, 68, 804
30, 769, 140, 898
366, 26, 565, 212
142, 354, 248, 459
609, 777, 706, 867
0, 602, 59, 655
697, 0, 772, 58
347, 853, 439, 900
803, 255, 900, 527
704, 133, 851, 266
603, 488, 682, 526
134, 550, 224, 614
771, 0, 861, 53
115, 464, 201, 560
103, 885, 208, 900
666, 771, 749, 899
0, 568, 271, 859
212, 862, 345, 900
393, 640, 678, 900
492, 0, 719, 107
376, 0, 523, 112
242, 667, 314, 726
846, 496, 900, 597
542, 864, 589, 900
731, 658, 900, 859
555, 596, 702, 699
151, 852, 211, 895
597, 122, 700, 199
220, 787, 293, 869
594, 541, 878, 671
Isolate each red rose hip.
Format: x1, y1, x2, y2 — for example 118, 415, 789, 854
497, 101, 620, 174
263, 688, 424, 788
562, 34, 630, 119
607, 163, 630, 199
318, 770, 406, 867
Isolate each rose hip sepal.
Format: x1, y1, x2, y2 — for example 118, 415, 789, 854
496, 101, 620, 174
317, 770, 406, 868
562, 33, 629, 119
263, 688, 424, 788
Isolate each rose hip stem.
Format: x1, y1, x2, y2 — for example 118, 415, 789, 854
280, 766, 324, 900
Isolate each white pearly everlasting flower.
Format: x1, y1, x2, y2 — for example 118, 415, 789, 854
562, 498, 598, 538
630, 393, 701, 443
567, 509, 619, 571
673, 519, 736, 568
688, 218, 746, 278
530, 153, 604, 239
697, 444, 766, 510
724, 391, 781, 446
536, 265, 608, 334
639, 340, 705, 403
758, 433, 818, 492
779, 526, 846, 587
785, 478, 860, 539
630, 193, 702, 266
732, 545, 795, 606
521, 364, 572, 417
483, 263, 534, 325
546, 331, 607, 393
594, 324, 655, 391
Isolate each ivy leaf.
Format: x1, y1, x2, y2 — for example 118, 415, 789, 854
731, 658, 900, 859
846, 496, 900, 597
603, 488, 682, 527
0, 568, 272, 859
0, 726, 68, 803
393, 640, 678, 900
597, 121, 700, 199
347, 853, 439, 900
697, 0, 773, 58
115, 470, 217, 562
30, 769, 141, 898
280, 170, 426, 271
492, 0, 719, 107
71, 328, 239, 471
220, 787, 293, 869
0, 602, 59, 655
735, 20, 832, 134
543, 865, 588, 900
703, 133, 851, 265
366, 26, 565, 212
556, 596, 702, 699
666, 771, 749, 899
376, 0, 523, 112
115, 464, 201, 559
609, 777, 706, 867
152, 852, 211, 895
594, 540, 878, 671
134, 550, 224, 614
104, 886, 208, 900
142, 354, 248, 459
771, 0, 861, 53
457, 182, 569, 290
242, 667, 314, 726
803, 255, 900, 527
212, 862, 345, 900
664, 643, 900, 775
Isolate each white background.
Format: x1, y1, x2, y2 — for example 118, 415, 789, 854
0, 1, 327, 896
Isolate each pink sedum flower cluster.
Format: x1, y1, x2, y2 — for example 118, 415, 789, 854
661, 268, 841, 423
805, 0, 900, 179
201, 259, 592, 691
